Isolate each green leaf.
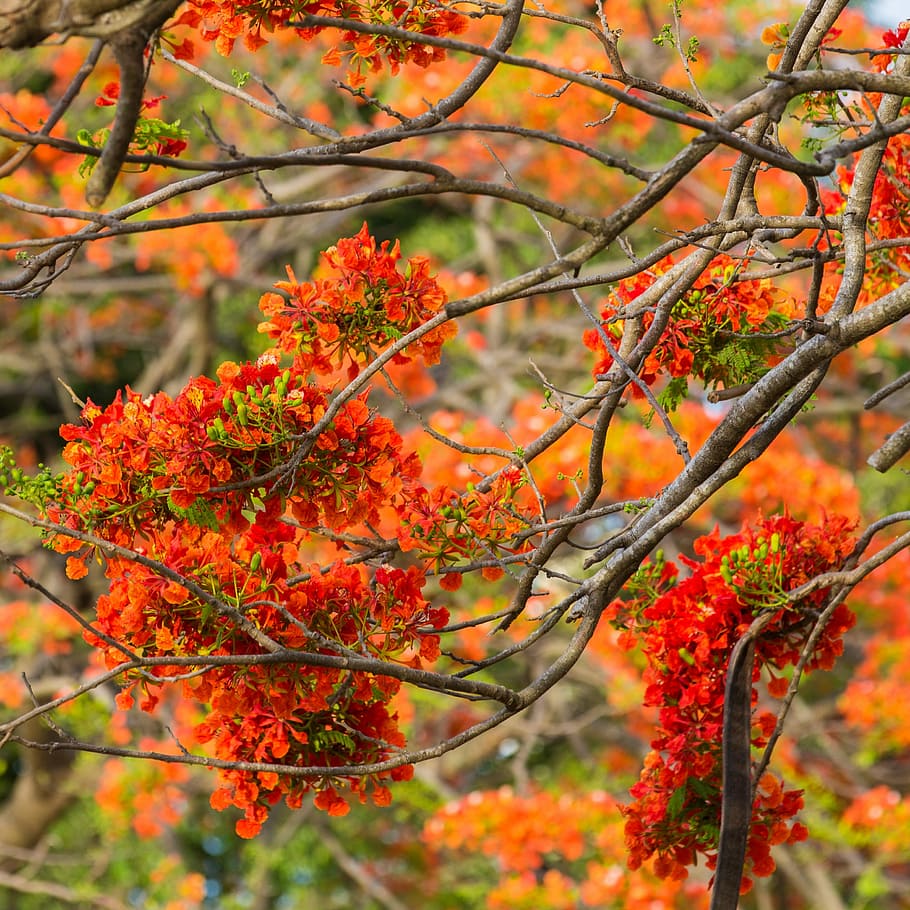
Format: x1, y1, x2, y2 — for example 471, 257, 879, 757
77, 127, 107, 177
656, 376, 688, 414
666, 785, 688, 820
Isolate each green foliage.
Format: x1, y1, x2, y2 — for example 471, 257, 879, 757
853, 865, 893, 906
230, 68, 251, 88
77, 117, 189, 178
657, 375, 688, 414
167, 493, 222, 531
652, 0, 699, 61
654, 24, 675, 49
0, 445, 62, 509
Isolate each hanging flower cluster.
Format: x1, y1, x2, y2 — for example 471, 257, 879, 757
175, 0, 467, 84
42, 364, 434, 834
583, 254, 795, 411
609, 513, 856, 891
1, 226, 476, 835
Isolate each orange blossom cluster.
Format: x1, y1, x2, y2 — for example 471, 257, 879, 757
25, 226, 470, 835
258, 222, 457, 380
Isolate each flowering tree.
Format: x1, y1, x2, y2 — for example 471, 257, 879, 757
0, 0, 909, 907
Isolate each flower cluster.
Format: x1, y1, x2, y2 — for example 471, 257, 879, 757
4, 227, 470, 834
46, 358, 414, 556
609, 513, 856, 891
397, 465, 536, 590
101, 544, 441, 836
259, 223, 457, 380
842, 785, 910, 852
583, 254, 795, 411
44, 362, 438, 834
177, 0, 467, 84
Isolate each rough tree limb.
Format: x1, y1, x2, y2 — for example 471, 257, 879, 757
0, 0, 180, 48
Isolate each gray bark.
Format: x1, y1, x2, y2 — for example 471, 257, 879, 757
0, 0, 181, 47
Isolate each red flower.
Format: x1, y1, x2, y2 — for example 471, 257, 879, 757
612, 513, 855, 882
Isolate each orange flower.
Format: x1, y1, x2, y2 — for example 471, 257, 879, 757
65, 554, 89, 580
